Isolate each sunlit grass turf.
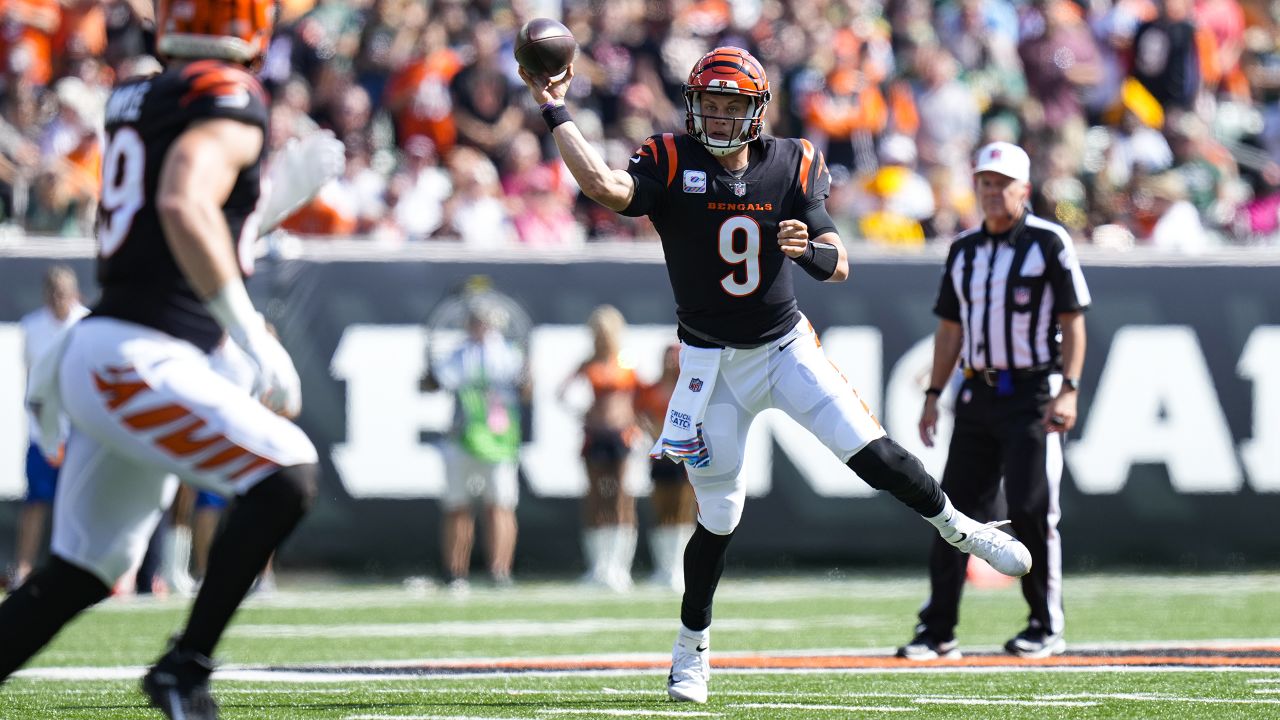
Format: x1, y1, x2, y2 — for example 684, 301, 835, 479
2, 572, 1278, 719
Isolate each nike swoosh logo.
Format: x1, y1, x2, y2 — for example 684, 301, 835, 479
695, 644, 708, 652
779, 338, 797, 351
630, 156, 642, 164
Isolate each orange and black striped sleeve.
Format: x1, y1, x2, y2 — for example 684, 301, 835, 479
791, 138, 837, 237
619, 133, 677, 218
178, 59, 270, 132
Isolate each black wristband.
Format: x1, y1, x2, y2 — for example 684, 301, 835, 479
792, 240, 839, 281
924, 387, 943, 398
541, 102, 571, 131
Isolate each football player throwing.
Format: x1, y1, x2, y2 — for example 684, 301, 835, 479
521, 46, 1033, 704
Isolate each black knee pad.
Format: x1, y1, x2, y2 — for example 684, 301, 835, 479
847, 437, 945, 517
847, 437, 927, 489
244, 463, 318, 517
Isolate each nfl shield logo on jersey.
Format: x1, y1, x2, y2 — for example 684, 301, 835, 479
731, 181, 747, 197
683, 170, 707, 193
689, 377, 704, 393
1014, 287, 1032, 305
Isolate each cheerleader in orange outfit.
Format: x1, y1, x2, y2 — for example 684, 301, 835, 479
561, 305, 640, 591
635, 343, 696, 592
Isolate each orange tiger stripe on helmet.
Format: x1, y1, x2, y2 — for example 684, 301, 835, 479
157, 0, 275, 65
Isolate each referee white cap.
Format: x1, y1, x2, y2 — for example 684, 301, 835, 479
973, 142, 1030, 182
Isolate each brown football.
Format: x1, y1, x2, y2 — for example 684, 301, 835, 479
513, 18, 577, 77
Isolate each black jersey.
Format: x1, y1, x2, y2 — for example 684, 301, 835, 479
94, 60, 269, 353
620, 133, 835, 348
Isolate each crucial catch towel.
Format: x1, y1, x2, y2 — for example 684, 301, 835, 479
649, 344, 721, 468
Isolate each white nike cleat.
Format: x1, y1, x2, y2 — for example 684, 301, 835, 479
666, 627, 710, 703
945, 519, 1032, 577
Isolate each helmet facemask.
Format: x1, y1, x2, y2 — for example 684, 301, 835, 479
684, 89, 769, 157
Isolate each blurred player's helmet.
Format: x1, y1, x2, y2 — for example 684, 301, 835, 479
683, 47, 771, 157
156, 0, 275, 65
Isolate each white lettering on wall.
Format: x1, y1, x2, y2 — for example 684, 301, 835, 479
1238, 326, 1280, 492
884, 334, 952, 482
1067, 326, 1242, 494
330, 325, 450, 497
0, 324, 25, 500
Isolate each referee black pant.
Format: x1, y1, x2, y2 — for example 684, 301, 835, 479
919, 372, 1064, 639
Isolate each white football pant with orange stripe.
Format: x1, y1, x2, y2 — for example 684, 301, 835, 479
684, 315, 886, 536
52, 317, 317, 585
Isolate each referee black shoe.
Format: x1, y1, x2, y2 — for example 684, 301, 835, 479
1005, 627, 1066, 659
896, 629, 961, 661
142, 643, 219, 720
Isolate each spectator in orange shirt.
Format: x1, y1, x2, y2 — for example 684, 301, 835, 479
561, 305, 640, 592
385, 23, 462, 155
1, 0, 60, 87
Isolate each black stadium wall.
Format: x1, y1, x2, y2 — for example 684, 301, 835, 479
1, 247, 1277, 576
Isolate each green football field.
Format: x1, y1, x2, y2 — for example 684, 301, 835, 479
2, 572, 1279, 719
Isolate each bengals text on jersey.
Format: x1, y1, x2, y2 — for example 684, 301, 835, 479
95, 59, 269, 353
620, 132, 835, 348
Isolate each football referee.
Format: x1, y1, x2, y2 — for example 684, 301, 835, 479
898, 142, 1091, 661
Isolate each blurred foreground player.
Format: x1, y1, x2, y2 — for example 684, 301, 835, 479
521, 46, 1033, 704
0, 1, 343, 718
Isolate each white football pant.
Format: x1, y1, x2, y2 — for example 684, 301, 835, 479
686, 316, 885, 535
52, 317, 317, 585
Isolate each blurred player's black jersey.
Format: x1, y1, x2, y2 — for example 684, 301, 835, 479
621, 133, 836, 347
95, 60, 269, 353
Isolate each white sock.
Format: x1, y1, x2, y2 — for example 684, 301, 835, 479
583, 528, 608, 581
926, 497, 960, 537
162, 526, 194, 592
611, 524, 636, 584
649, 527, 674, 578
676, 623, 710, 651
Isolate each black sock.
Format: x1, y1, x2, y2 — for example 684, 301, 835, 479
679, 523, 735, 632
847, 437, 946, 517
0, 557, 110, 681
177, 465, 315, 658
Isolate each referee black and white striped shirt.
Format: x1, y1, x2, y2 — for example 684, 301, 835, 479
933, 211, 1091, 371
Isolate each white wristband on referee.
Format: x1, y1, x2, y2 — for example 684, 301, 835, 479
205, 281, 261, 338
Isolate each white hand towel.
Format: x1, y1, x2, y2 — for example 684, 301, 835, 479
649, 345, 721, 468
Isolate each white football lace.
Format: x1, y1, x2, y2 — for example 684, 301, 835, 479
953, 520, 1012, 552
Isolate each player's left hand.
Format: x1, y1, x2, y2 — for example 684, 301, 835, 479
1043, 388, 1078, 434
778, 219, 809, 258
519, 63, 574, 108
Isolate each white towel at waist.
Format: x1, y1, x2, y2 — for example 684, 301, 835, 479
649, 344, 722, 468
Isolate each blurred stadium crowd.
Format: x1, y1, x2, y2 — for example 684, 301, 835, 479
5, 0, 1280, 249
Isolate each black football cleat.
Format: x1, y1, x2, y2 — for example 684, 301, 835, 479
141, 644, 219, 720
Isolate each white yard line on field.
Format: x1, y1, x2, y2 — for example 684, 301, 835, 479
228, 616, 884, 639
914, 698, 1097, 707
730, 703, 916, 713
346, 715, 538, 720
538, 710, 719, 717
